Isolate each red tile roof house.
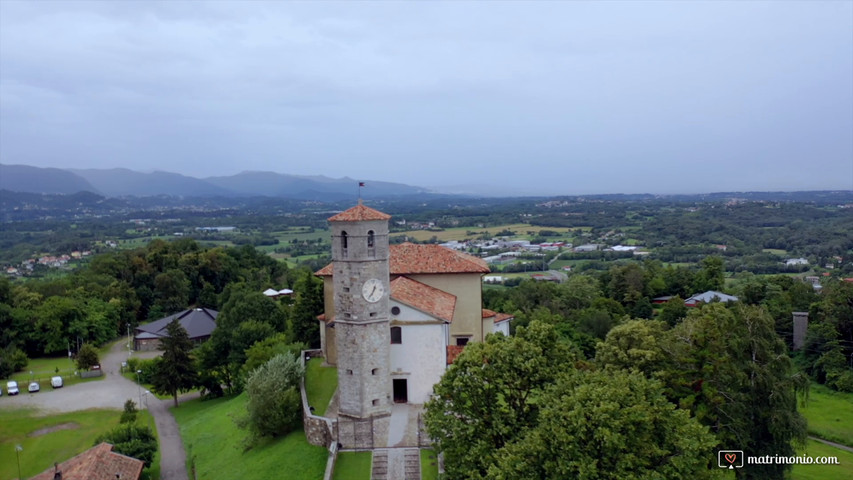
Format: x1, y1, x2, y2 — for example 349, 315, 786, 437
315, 204, 514, 405
29, 443, 143, 480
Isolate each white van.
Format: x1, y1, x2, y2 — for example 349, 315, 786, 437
51, 376, 63, 388
7, 380, 19, 395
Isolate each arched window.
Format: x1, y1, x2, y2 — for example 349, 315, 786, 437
341, 231, 348, 257
367, 230, 375, 248
390, 326, 402, 344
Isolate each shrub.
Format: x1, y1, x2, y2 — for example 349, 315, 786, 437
95, 423, 157, 467
239, 353, 304, 442
120, 399, 138, 424
76, 343, 100, 370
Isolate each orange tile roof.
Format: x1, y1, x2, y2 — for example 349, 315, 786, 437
391, 276, 456, 322
30, 443, 144, 480
328, 204, 391, 222
482, 308, 513, 323
315, 243, 489, 276
446, 345, 465, 365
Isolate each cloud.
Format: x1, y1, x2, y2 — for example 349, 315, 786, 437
1, 1, 851, 194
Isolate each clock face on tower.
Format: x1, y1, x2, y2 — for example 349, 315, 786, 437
362, 278, 385, 303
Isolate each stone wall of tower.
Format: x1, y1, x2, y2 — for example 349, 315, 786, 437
336, 320, 392, 417
330, 216, 393, 419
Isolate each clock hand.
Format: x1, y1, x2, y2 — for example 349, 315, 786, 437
371, 286, 377, 297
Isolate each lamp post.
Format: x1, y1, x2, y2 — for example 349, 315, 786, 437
15, 444, 22, 480
136, 370, 143, 408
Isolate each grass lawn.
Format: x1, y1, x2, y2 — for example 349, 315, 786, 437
333, 451, 372, 480
0, 407, 159, 480
305, 357, 337, 417
421, 449, 439, 480
792, 438, 853, 480
3, 356, 105, 390
800, 384, 853, 446
173, 394, 327, 480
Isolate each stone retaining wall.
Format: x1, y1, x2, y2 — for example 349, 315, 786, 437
300, 350, 338, 448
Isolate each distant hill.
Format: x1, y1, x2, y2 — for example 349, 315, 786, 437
1, 164, 429, 199
205, 171, 428, 198
0, 164, 99, 194
69, 168, 233, 197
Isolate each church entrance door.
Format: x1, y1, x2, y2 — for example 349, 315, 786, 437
393, 379, 408, 403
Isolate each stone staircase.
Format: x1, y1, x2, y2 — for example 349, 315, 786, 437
371, 448, 420, 480
371, 450, 388, 479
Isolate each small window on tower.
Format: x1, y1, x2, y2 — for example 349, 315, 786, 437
390, 326, 402, 344
367, 230, 375, 248
372, 399, 379, 406
372, 368, 378, 375
391, 306, 401, 316
341, 231, 348, 257
347, 369, 353, 375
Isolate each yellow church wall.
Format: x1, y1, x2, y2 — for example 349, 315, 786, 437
404, 272, 484, 342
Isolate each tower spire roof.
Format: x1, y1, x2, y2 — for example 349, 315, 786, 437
328, 204, 391, 222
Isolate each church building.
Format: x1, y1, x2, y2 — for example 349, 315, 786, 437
315, 203, 513, 408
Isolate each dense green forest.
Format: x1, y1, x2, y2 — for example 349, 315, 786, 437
0, 239, 324, 381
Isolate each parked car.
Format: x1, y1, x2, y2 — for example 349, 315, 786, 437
28, 382, 40, 393
51, 376, 63, 388
6, 380, 19, 395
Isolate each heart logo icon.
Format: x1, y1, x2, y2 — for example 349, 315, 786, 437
725, 453, 737, 464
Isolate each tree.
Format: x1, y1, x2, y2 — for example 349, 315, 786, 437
290, 269, 324, 347
240, 353, 304, 441
152, 269, 190, 316
94, 423, 157, 468
693, 255, 725, 292
76, 343, 100, 370
658, 295, 687, 326
120, 399, 138, 424
424, 322, 574, 479
488, 370, 716, 480
665, 304, 807, 479
151, 319, 198, 407
595, 319, 669, 374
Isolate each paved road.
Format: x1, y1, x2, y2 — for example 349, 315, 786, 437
0, 341, 191, 480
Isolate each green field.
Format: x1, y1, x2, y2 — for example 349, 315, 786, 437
173, 394, 327, 480
0, 408, 158, 480
2, 355, 105, 389
792, 439, 853, 480
305, 358, 337, 417
401, 223, 542, 243
333, 451, 372, 480
800, 384, 853, 446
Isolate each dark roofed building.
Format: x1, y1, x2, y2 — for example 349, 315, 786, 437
134, 307, 217, 351
30, 443, 144, 480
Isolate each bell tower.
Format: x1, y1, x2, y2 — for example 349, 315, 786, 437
328, 202, 393, 420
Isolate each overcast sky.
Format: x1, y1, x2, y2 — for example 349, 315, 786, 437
1, 1, 851, 195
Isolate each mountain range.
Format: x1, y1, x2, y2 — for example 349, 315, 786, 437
0, 164, 430, 199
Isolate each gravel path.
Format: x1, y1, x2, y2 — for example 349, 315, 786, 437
0, 341, 192, 480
